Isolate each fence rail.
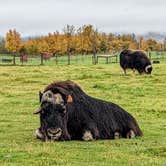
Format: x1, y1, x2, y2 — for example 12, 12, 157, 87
0, 51, 166, 66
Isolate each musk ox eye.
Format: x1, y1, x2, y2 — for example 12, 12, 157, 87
60, 101, 64, 105
45, 91, 53, 98
41, 90, 55, 104
57, 106, 66, 115
48, 93, 53, 98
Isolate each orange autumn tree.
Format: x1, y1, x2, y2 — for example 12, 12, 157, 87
5, 29, 22, 64
99, 32, 108, 53
63, 25, 75, 65
37, 37, 49, 53
7, 25, 163, 60
46, 32, 58, 55
24, 38, 39, 55
81, 25, 100, 64
163, 38, 166, 51
75, 27, 84, 54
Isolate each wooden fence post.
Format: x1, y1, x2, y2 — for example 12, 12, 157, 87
67, 53, 70, 65
40, 53, 44, 65
149, 51, 151, 60
55, 54, 58, 64
13, 54, 16, 65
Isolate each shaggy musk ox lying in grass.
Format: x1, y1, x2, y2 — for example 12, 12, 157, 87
120, 49, 152, 75
34, 80, 143, 141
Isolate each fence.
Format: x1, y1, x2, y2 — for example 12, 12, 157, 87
0, 54, 94, 66
148, 51, 166, 60
0, 51, 166, 66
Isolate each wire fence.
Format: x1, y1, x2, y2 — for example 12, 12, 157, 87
0, 51, 166, 66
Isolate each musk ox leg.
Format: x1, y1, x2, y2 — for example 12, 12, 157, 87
123, 69, 127, 75
61, 128, 71, 141
82, 130, 94, 141
126, 130, 135, 139
83, 123, 99, 140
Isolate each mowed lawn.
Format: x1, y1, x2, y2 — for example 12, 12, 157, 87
0, 62, 166, 166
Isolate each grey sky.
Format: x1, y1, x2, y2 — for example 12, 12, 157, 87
0, 0, 166, 36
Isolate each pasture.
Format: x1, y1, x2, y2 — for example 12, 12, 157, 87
0, 61, 166, 165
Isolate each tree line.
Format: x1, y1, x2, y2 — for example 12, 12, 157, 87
2, 25, 166, 57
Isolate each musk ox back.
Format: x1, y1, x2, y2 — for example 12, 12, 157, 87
34, 80, 143, 141
120, 49, 152, 75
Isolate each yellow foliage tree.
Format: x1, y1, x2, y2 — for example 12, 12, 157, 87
5, 29, 22, 64
99, 32, 108, 53
6, 25, 162, 62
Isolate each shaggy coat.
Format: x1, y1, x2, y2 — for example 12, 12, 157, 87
120, 49, 152, 74
35, 80, 143, 141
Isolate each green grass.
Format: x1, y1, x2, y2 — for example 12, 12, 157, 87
0, 61, 166, 165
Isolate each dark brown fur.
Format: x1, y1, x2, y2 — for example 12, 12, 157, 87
36, 80, 143, 141
120, 49, 152, 74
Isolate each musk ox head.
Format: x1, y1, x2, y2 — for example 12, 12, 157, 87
145, 65, 152, 74
34, 90, 72, 141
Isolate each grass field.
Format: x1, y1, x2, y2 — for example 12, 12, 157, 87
0, 61, 166, 165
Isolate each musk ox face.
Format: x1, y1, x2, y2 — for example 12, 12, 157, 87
34, 90, 70, 141
40, 103, 66, 141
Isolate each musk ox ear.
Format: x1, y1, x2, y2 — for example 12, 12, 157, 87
67, 95, 73, 103
39, 91, 43, 103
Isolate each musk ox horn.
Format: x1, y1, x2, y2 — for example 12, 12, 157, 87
145, 65, 152, 73
33, 107, 42, 114
39, 91, 43, 102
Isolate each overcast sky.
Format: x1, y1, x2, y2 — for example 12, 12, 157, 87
0, 0, 166, 36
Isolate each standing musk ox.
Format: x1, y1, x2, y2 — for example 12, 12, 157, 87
120, 49, 152, 75
34, 80, 143, 141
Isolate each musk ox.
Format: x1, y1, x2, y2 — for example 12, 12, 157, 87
34, 80, 143, 141
120, 49, 152, 75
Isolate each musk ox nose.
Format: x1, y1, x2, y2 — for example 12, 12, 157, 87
47, 128, 62, 140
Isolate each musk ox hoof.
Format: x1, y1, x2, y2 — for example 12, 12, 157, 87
126, 130, 135, 139
114, 132, 121, 139
82, 131, 94, 141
